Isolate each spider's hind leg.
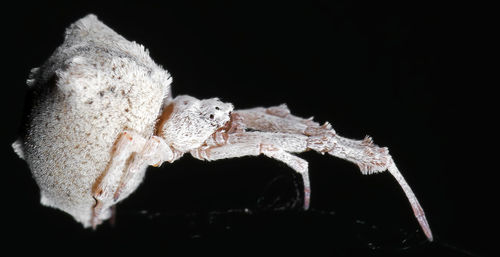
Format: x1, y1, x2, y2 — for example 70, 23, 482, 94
92, 131, 175, 228
91, 131, 147, 228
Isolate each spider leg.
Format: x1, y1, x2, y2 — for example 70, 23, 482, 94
92, 131, 146, 228
92, 131, 176, 228
233, 104, 319, 134
311, 132, 433, 240
228, 106, 433, 241
112, 135, 179, 202
261, 147, 310, 209
191, 132, 311, 209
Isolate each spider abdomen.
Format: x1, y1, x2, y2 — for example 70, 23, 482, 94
15, 15, 172, 227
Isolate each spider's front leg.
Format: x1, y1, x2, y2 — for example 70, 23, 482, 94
233, 104, 393, 174
195, 104, 433, 241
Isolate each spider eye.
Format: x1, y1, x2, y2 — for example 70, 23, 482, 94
209, 114, 214, 119
215, 106, 220, 110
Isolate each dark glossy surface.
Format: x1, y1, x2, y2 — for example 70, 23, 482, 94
1, 1, 491, 256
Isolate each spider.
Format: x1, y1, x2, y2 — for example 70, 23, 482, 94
12, 14, 432, 241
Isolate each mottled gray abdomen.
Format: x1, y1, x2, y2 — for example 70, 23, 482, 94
17, 15, 172, 226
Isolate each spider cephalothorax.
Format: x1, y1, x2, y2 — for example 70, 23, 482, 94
157, 95, 233, 152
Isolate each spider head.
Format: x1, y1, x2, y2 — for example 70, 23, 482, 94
198, 97, 234, 129
157, 95, 233, 152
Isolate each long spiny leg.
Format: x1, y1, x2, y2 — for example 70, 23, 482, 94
191, 132, 312, 209
260, 145, 311, 209
228, 105, 433, 241
387, 161, 433, 241
233, 104, 319, 134
308, 131, 433, 240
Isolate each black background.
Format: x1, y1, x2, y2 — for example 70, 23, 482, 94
0, 1, 492, 257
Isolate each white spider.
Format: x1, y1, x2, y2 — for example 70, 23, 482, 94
12, 14, 433, 241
